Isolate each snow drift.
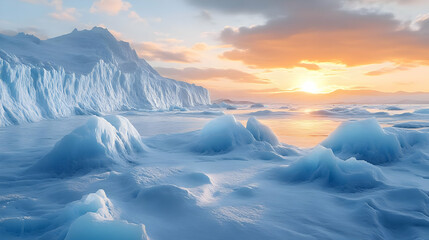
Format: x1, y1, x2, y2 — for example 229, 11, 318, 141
270, 146, 385, 191
64, 189, 149, 240
321, 118, 401, 164
28, 115, 145, 176
0, 27, 210, 127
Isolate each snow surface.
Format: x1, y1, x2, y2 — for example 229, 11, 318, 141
0, 27, 210, 127
1, 104, 429, 240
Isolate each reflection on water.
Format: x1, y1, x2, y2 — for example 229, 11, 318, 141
255, 118, 340, 148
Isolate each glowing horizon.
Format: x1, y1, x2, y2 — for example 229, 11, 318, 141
1, 0, 429, 101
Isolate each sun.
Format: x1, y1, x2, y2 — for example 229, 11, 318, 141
300, 80, 320, 94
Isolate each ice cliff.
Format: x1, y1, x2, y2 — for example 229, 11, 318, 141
0, 27, 210, 126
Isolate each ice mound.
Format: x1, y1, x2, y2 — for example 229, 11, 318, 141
270, 146, 385, 191
210, 102, 237, 110
247, 110, 291, 117
311, 107, 388, 117
250, 103, 265, 108
29, 115, 145, 176
321, 118, 401, 164
414, 109, 429, 114
182, 172, 212, 187
246, 117, 279, 146
65, 190, 149, 240
136, 185, 197, 216
393, 121, 429, 129
386, 127, 429, 151
385, 106, 403, 111
195, 115, 254, 153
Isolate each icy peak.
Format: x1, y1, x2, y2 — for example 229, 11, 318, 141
0, 27, 210, 126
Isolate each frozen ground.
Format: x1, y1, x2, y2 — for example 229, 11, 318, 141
1, 104, 429, 239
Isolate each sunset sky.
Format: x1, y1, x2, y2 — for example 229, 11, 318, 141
1, 0, 429, 100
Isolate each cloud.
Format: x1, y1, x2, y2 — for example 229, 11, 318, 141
19, 0, 78, 21
90, 0, 131, 15
128, 11, 146, 23
197, 10, 213, 22
187, 0, 429, 69
156, 67, 270, 84
365, 64, 416, 76
132, 42, 199, 63
50, 7, 78, 21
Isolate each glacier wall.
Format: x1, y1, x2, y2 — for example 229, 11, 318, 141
0, 54, 210, 127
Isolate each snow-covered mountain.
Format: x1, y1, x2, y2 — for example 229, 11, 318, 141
0, 27, 210, 126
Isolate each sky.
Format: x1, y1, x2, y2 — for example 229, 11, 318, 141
1, 0, 429, 101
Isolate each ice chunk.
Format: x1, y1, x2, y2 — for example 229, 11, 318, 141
393, 121, 429, 129
247, 110, 291, 117
195, 115, 254, 153
270, 146, 384, 191
28, 115, 145, 176
250, 103, 265, 108
311, 107, 388, 117
321, 118, 401, 164
64, 190, 149, 240
246, 117, 279, 146
414, 109, 429, 114
385, 106, 403, 111
210, 102, 237, 110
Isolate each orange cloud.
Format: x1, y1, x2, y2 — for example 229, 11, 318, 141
156, 67, 270, 84
188, 0, 429, 69
365, 64, 416, 76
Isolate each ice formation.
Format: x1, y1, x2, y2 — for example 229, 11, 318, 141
393, 121, 429, 129
250, 103, 265, 108
246, 117, 279, 146
311, 107, 388, 117
28, 115, 145, 176
195, 115, 254, 153
270, 146, 385, 191
0, 27, 210, 127
64, 190, 149, 240
322, 118, 401, 164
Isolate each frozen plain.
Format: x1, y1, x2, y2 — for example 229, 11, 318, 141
1, 104, 429, 240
